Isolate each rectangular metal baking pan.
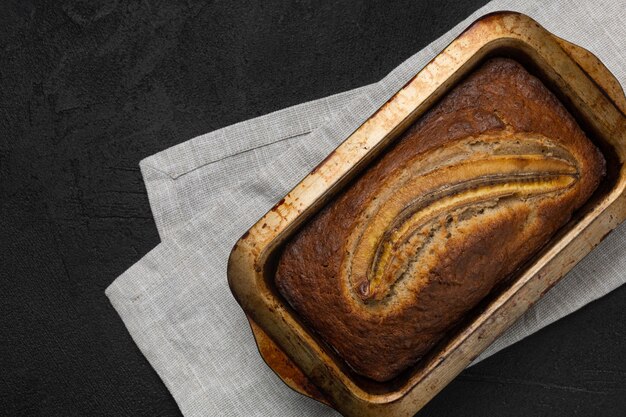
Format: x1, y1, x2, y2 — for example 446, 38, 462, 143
228, 12, 626, 417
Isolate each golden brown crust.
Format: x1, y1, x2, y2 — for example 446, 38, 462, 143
275, 58, 605, 382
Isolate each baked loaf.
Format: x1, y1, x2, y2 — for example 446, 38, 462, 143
275, 58, 605, 382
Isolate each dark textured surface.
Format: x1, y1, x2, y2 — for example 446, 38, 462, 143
0, 1, 624, 416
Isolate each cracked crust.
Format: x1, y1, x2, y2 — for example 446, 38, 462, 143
275, 58, 605, 382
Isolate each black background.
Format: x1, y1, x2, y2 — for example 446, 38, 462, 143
2, 1, 625, 416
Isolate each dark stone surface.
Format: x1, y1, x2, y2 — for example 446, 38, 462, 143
1, 1, 624, 416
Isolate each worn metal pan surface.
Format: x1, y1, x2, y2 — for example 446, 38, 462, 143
228, 12, 626, 417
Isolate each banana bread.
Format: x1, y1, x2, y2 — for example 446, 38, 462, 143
275, 58, 605, 382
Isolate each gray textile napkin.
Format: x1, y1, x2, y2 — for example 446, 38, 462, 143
106, 1, 626, 416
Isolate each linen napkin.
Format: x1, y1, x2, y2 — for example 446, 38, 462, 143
106, 0, 626, 415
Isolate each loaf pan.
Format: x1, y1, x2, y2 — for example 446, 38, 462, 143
227, 12, 626, 417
